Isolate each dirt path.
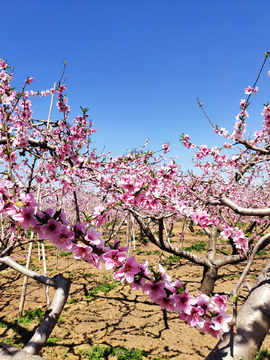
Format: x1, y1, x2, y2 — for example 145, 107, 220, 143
1, 225, 270, 359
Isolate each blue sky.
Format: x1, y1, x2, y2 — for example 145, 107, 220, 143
1, 1, 270, 171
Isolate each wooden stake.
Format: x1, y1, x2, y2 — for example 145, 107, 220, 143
18, 83, 56, 315
42, 243, 50, 305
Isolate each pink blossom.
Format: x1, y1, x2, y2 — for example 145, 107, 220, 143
0, 59, 6, 69
158, 264, 171, 284
244, 86, 253, 94
239, 99, 246, 109
59, 211, 70, 226
219, 226, 232, 240
253, 86, 258, 95
210, 311, 232, 333
16, 133, 29, 148
2, 202, 18, 216
72, 243, 93, 260
131, 260, 151, 290
9, 151, 17, 164
50, 225, 74, 251
74, 222, 86, 237
85, 252, 102, 270
202, 318, 223, 338
103, 249, 127, 270
162, 142, 170, 153
40, 219, 62, 239
131, 277, 146, 290
20, 193, 38, 207
191, 210, 211, 228
43, 208, 55, 217
232, 228, 248, 251
219, 127, 229, 138
262, 105, 270, 134
122, 182, 136, 193
197, 291, 212, 313
111, 238, 129, 252
57, 101, 70, 114
235, 109, 249, 120
156, 295, 175, 311
36, 176, 44, 184
1, 93, 16, 106
223, 142, 233, 149
142, 277, 166, 301
114, 256, 140, 283
195, 145, 211, 159
171, 279, 183, 293
231, 121, 244, 141
58, 84, 66, 92
85, 226, 102, 245
12, 206, 38, 230
211, 294, 228, 312
95, 212, 109, 226
26, 77, 34, 84
140, 260, 151, 277
183, 306, 204, 330
0, 180, 11, 195
174, 290, 197, 314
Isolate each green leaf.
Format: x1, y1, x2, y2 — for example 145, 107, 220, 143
53, 209, 62, 220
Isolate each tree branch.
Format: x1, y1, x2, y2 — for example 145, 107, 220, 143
219, 193, 270, 216
226, 232, 270, 299
0, 256, 71, 355
24, 274, 71, 355
131, 210, 212, 268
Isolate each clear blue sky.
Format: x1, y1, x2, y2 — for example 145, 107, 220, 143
1, 1, 270, 171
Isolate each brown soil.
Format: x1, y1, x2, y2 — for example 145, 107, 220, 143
1, 223, 270, 360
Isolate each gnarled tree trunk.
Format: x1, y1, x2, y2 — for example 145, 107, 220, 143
200, 265, 218, 296
200, 225, 218, 296
206, 259, 270, 360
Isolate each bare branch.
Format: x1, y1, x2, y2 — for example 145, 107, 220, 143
237, 140, 270, 154
226, 232, 270, 298
104, 212, 128, 243
220, 193, 270, 216
131, 210, 212, 268
0, 256, 71, 356
0, 256, 55, 286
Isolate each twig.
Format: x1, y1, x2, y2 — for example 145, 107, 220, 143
73, 190, 81, 224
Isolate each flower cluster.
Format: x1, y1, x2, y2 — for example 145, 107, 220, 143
220, 225, 248, 253
180, 134, 196, 149
2, 183, 232, 339
262, 105, 270, 135
244, 86, 258, 95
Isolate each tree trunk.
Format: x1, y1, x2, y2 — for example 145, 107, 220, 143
168, 222, 174, 237
205, 259, 270, 360
200, 265, 218, 296
140, 226, 147, 245
0, 344, 46, 359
